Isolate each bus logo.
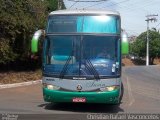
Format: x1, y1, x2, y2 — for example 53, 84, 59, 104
77, 84, 82, 91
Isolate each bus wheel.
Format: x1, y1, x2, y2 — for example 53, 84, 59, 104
119, 82, 124, 104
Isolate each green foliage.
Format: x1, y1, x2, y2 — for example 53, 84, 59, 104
0, 0, 65, 64
130, 30, 160, 64
47, 0, 66, 12
0, 38, 17, 64
47, 0, 58, 11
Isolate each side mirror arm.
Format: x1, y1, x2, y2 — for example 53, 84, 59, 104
31, 30, 45, 53
121, 32, 129, 55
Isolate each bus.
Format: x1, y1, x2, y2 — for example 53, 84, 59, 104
31, 10, 128, 104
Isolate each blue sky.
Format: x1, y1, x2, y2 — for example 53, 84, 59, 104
64, 0, 160, 36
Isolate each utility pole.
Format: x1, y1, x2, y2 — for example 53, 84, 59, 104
145, 14, 158, 66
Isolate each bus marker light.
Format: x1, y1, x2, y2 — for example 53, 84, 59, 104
106, 86, 119, 91
47, 85, 54, 90
100, 86, 119, 92
43, 83, 60, 90
107, 86, 116, 91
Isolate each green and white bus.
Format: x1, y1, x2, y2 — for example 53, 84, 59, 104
31, 10, 128, 104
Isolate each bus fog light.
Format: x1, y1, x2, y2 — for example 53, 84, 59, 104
100, 86, 119, 92
47, 85, 60, 90
47, 85, 54, 90
107, 86, 116, 91
43, 83, 60, 90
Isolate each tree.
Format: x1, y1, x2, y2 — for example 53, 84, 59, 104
0, 0, 66, 65
0, 0, 48, 63
47, 0, 66, 12
130, 30, 160, 65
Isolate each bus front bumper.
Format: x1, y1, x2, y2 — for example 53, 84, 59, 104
43, 88, 120, 104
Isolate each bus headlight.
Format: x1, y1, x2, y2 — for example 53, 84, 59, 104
43, 83, 60, 90
100, 86, 119, 92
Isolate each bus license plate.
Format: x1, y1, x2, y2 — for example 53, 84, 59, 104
72, 97, 86, 102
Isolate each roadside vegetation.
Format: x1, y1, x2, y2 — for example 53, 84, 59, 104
0, 69, 41, 84
129, 29, 160, 65
0, 0, 65, 84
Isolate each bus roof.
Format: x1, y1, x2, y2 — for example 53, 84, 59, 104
49, 9, 120, 16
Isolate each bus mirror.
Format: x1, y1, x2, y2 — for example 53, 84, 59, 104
121, 32, 129, 55
31, 30, 45, 53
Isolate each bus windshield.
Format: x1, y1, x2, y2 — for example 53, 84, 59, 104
47, 15, 120, 34
43, 35, 120, 79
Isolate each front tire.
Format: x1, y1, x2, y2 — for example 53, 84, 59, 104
119, 82, 124, 104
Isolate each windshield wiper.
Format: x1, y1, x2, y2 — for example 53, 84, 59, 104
59, 52, 73, 79
84, 58, 100, 80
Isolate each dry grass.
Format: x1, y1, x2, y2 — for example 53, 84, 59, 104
154, 58, 160, 65
0, 69, 42, 84
122, 58, 135, 66
122, 58, 160, 66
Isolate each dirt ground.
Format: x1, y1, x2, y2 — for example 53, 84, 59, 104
122, 58, 160, 66
0, 58, 160, 84
0, 69, 42, 84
